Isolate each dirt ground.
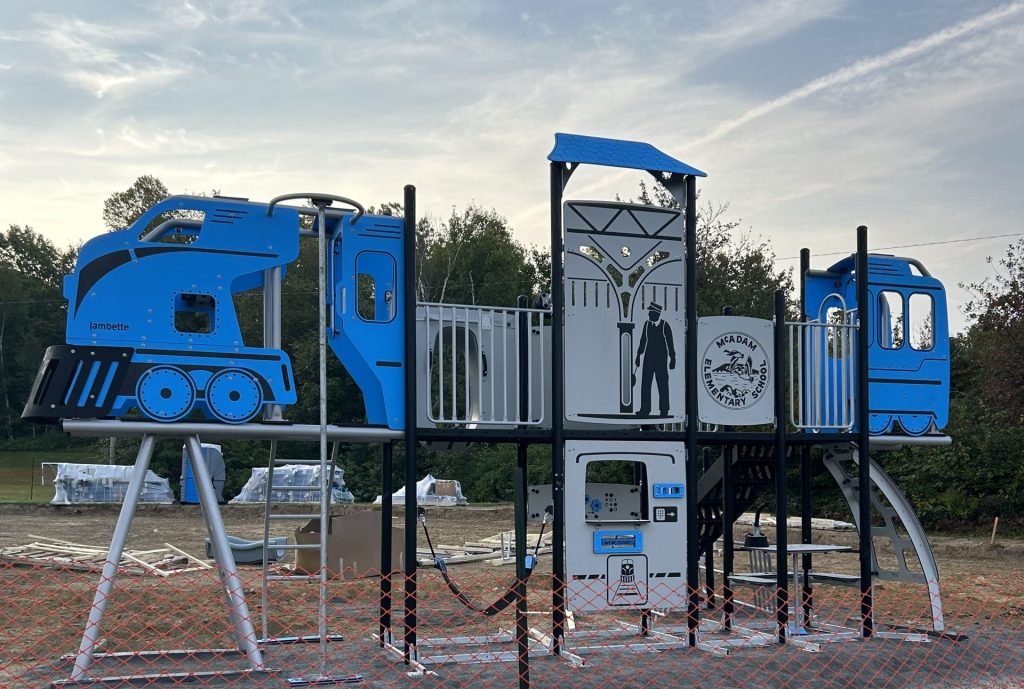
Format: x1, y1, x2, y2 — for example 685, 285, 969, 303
1, 504, 1022, 688
1, 502, 1022, 582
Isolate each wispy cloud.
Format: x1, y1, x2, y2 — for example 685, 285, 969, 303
2, 13, 193, 97
690, 1, 1024, 148
687, 0, 849, 57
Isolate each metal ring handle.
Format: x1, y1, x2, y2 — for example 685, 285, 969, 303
266, 193, 365, 224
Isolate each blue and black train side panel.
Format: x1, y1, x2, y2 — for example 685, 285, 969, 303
22, 196, 300, 424
328, 212, 405, 429
804, 254, 949, 436
863, 256, 949, 435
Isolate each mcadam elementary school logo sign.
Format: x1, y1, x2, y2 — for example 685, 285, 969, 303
696, 317, 775, 426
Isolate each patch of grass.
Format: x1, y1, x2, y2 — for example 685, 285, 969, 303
0, 448, 106, 503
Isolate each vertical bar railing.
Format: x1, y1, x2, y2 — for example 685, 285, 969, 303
420, 302, 547, 426
788, 296, 856, 431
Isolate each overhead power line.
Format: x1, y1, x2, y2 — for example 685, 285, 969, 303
776, 231, 1024, 262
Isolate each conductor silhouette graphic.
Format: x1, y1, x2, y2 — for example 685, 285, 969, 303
634, 302, 675, 417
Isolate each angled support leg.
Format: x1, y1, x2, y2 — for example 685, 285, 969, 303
70, 435, 157, 682
185, 435, 265, 670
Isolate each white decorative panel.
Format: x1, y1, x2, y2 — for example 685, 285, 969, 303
564, 201, 684, 425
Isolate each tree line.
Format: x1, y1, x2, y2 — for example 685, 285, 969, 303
0, 176, 1019, 527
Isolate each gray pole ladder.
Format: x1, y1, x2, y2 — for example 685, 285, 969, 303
258, 193, 365, 685
259, 439, 342, 643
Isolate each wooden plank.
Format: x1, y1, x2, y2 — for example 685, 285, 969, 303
436, 544, 495, 554
162, 543, 213, 570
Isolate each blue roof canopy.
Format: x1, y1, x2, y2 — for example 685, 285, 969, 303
548, 133, 707, 177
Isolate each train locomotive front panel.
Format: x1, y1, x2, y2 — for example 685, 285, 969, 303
22, 196, 300, 424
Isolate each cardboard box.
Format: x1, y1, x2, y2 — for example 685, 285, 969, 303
433, 480, 458, 497
294, 512, 405, 580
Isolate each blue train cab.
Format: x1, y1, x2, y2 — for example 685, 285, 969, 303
804, 254, 950, 435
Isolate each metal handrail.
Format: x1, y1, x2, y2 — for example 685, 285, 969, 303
266, 193, 365, 224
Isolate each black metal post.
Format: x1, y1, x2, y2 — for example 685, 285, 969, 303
773, 289, 789, 643
721, 305, 735, 629
380, 442, 393, 645
855, 226, 874, 638
549, 161, 567, 651
684, 175, 700, 646
515, 296, 530, 689
799, 248, 813, 622
722, 445, 735, 629
402, 184, 418, 661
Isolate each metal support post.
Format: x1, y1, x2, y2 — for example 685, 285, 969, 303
402, 184, 419, 662
380, 442, 394, 645
549, 161, 567, 652
684, 175, 700, 646
773, 290, 789, 643
314, 201, 332, 674
185, 436, 265, 670
855, 226, 874, 637
721, 306, 735, 629
70, 435, 157, 681
799, 248, 813, 621
515, 296, 531, 689
263, 265, 284, 421
722, 446, 735, 629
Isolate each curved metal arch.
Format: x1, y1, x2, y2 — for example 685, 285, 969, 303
823, 444, 944, 632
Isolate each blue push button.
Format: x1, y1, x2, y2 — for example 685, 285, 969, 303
653, 483, 685, 499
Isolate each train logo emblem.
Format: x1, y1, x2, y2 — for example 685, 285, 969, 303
701, 331, 770, 410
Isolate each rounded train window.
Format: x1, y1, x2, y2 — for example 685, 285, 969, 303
908, 293, 935, 351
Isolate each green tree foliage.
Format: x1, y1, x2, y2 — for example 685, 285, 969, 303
416, 204, 549, 305
961, 238, 1024, 424
102, 175, 170, 230
631, 181, 793, 318
0, 226, 78, 440
878, 239, 1024, 527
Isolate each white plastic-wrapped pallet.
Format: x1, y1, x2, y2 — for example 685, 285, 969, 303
48, 463, 173, 505
229, 464, 355, 504
373, 473, 468, 507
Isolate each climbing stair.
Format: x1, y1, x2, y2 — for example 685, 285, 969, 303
696, 444, 794, 559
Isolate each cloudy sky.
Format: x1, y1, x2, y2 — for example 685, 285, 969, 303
1, 0, 1022, 331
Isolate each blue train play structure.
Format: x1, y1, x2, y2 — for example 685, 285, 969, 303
22, 137, 948, 438
20, 135, 962, 685
23, 195, 406, 426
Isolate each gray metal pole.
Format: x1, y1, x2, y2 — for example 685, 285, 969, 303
316, 202, 331, 672
263, 265, 284, 421
185, 436, 265, 670
70, 435, 156, 681
62, 420, 402, 442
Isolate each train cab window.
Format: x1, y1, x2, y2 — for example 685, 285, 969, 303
908, 293, 935, 351
356, 273, 377, 321
174, 293, 215, 334
584, 460, 648, 523
878, 291, 904, 349
139, 211, 204, 243
355, 251, 397, 323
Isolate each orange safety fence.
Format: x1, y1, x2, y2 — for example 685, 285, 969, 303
1, 559, 1022, 688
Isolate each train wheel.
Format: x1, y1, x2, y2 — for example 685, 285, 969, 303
898, 414, 932, 436
136, 366, 196, 422
868, 413, 893, 435
206, 368, 263, 424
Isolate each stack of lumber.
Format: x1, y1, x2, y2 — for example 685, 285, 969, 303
417, 530, 553, 567
0, 535, 212, 576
